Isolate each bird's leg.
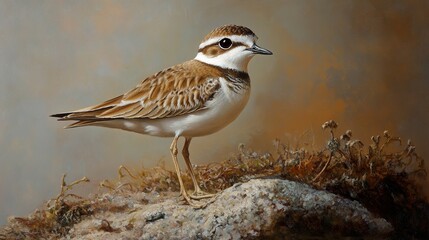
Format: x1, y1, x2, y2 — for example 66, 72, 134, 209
170, 136, 205, 208
182, 137, 216, 200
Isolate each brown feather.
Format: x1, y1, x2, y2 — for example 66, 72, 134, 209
98, 102, 141, 118
52, 59, 225, 121
132, 103, 158, 118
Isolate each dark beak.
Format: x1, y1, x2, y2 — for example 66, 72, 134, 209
247, 44, 273, 55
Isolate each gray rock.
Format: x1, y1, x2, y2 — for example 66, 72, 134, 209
63, 179, 393, 239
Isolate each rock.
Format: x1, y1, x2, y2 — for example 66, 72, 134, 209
63, 179, 393, 239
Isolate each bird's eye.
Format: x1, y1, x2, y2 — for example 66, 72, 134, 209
219, 38, 232, 49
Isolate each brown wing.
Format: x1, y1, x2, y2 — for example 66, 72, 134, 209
51, 60, 222, 123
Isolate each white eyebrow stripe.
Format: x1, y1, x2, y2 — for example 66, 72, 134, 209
199, 35, 255, 49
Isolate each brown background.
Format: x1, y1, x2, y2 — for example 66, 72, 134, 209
1, 0, 428, 225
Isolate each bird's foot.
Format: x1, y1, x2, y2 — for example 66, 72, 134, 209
178, 190, 216, 209
190, 189, 217, 200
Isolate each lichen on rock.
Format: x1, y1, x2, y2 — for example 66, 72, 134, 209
62, 179, 392, 239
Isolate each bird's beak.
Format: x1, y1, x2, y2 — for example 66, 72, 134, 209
247, 44, 273, 55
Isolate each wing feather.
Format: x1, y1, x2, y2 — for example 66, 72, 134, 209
52, 60, 222, 124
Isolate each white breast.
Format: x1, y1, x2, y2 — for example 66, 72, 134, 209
98, 78, 250, 138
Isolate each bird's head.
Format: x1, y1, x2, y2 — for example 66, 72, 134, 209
195, 25, 272, 72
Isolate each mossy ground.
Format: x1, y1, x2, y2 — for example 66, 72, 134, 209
1, 120, 427, 239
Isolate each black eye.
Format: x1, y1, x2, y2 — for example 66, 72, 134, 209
219, 38, 232, 49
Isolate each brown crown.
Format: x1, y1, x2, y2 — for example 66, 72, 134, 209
202, 25, 256, 42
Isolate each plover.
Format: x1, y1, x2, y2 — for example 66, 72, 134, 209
52, 25, 272, 207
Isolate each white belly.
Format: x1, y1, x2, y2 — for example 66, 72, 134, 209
97, 80, 250, 138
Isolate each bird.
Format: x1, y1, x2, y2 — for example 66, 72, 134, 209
51, 25, 272, 207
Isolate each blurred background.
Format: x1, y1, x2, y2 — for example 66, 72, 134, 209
1, 0, 428, 225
